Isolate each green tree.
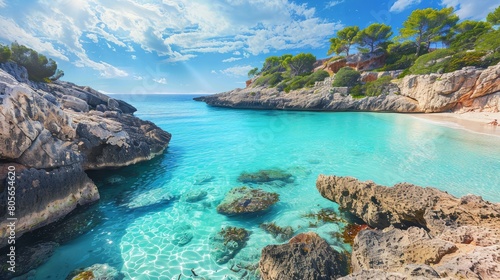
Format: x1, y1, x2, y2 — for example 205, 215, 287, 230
283, 53, 316, 77
400, 7, 459, 56
328, 26, 360, 56
248, 67, 259, 78
447, 20, 492, 50
355, 23, 393, 53
10, 42, 57, 82
0, 44, 11, 63
487, 5, 500, 25
332, 67, 361, 87
261, 54, 292, 74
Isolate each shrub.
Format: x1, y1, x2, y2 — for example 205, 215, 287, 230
253, 72, 283, 87
282, 70, 330, 92
364, 76, 393, 96
475, 29, 500, 53
332, 67, 361, 87
444, 51, 486, 72
0, 44, 11, 63
10, 42, 57, 82
349, 84, 364, 97
409, 49, 454, 74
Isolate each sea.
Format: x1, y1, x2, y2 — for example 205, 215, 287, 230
27, 94, 500, 280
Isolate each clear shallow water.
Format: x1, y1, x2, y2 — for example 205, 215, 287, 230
30, 94, 500, 279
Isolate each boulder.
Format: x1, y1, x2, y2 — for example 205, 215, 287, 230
259, 232, 349, 280
216, 187, 279, 215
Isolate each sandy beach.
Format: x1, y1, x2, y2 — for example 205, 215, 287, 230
410, 112, 500, 137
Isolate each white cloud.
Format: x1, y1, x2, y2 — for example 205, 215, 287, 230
153, 78, 167, 84
390, 0, 422, 13
220, 65, 254, 77
325, 1, 345, 9
441, 0, 499, 20
0, 0, 6, 8
211, 70, 217, 74
133, 75, 143, 80
243, 52, 250, 58
0, 0, 342, 77
86, 33, 99, 43
131, 55, 137, 60
222, 57, 242, 63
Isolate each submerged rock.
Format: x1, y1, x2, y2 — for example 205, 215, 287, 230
238, 169, 293, 184
217, 187, 279, 215
183, 189, 208, 203
66, 263, 123, 280
193, 173, 214, 185
259, 232, 349, 280
210, 227, 250, 264
172, 224, 194, 246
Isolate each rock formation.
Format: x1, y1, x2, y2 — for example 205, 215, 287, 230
0, 62, 171, 249
216, 187, 279, 215
259, 232, 349, 280
195, 62, 500, 113
316, 175, 500, 280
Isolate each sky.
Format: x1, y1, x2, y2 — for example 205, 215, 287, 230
0, 0, 498, 94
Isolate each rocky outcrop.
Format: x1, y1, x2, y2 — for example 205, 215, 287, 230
317, 175, 500, 280
216, 187, 279, 215
0, 63, 171, 248
259, 232, 349, 280
196, 62, 500, 113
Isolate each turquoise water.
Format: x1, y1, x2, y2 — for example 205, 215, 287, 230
30, 94, 500, 279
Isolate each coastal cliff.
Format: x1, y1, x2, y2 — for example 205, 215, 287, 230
0, 62, 171, 247
195, 62, 500, 113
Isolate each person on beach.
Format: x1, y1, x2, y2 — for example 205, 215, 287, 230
487, 119, 498, 126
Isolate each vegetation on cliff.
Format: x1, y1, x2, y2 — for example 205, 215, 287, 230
248, 5, 500, 98
1, 42, 63, 82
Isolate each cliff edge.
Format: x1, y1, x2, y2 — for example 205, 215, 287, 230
0, 62, 171, 247
195, 62, 500, 113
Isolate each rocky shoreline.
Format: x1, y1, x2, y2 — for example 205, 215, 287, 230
259, 175, 500, 280
195, 62, 500, 114
0, 62, 171, 249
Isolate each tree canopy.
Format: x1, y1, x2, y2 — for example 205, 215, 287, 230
355, 23, 393, 53
283, 53, 316, 77
400, 7, 458, 55
10, 42, 58, 81
487, 5, 500, 25
328, 26, 360, 56
0, 44, 11, 63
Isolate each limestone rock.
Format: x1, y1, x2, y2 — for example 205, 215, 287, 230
238, 168, 293, 184
316, 175, 500, 237
0, 64, 170, 248
216, 187, 279, 215
351, 227, 457, 272
66, 263, 123, 280
435, 245, 500, 279
259, 232, 349, 280
196, 62, 500, 113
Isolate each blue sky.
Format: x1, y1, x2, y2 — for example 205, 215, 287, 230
0, 0, 498, 94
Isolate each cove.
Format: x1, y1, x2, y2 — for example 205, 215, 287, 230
30, 94, 500, 279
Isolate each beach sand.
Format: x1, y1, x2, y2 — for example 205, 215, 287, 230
410, 112, 500, 137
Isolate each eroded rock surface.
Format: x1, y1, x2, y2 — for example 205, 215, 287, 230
0, 63, 171, 248
217, 187, 279, 215
259, 232, 349, 280
317, 175, 500, 280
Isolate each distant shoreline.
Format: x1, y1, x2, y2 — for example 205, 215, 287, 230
410, 112, 500, 137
